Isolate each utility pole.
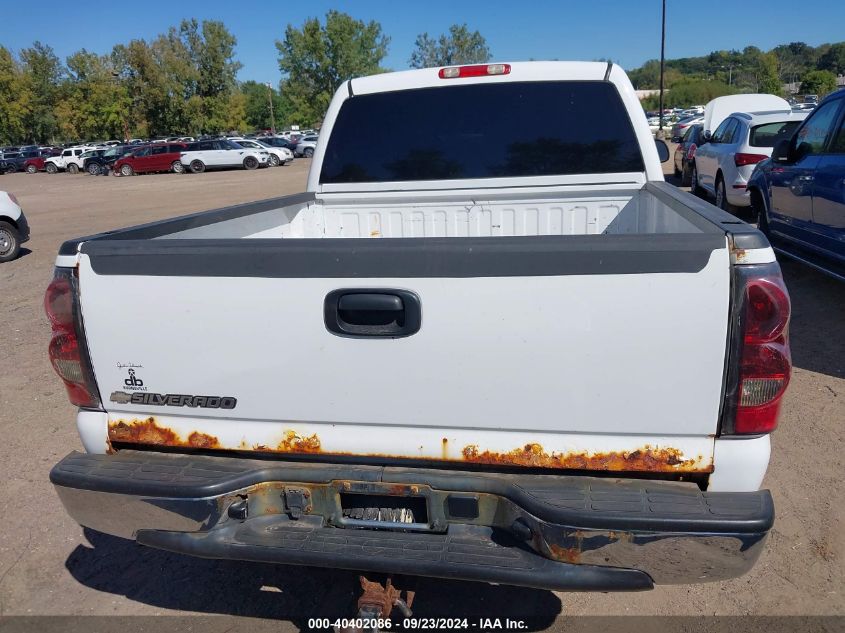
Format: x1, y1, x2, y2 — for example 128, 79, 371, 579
720, 64, 740, 85
266, 82, 276, 135
658, 0, 666, 136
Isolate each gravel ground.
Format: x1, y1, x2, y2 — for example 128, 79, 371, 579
0, 160, 842, 627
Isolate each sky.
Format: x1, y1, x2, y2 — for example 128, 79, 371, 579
2, 0, 844, 83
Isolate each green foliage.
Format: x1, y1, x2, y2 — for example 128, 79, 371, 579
241, 80, 288, 131
56, 49, 130, 140
757, 53, 783, 96
409, 24, 490, 68
628, 59, 683, 89
630, 40, 844, 107
0, 47, 32, 144
276, 10, 390, 127
799, 70, 838, 97
20, 42, 63, 142
818, 43, 845, 75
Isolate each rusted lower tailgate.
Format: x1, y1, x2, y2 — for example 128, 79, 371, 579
106, 415, 714, 476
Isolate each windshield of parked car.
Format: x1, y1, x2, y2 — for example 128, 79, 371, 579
320, 81, 645, 183
749, 121, 803, 148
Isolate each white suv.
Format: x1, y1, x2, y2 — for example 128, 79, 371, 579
44, 146, 96, 174
693, 110, 807, 210
180, 139, 270, 173
229, 138, 293, 166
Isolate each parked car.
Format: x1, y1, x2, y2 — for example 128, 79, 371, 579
673, 123, 704, 186
180, 139, 269, 173
48, 62, 785, 598
0, 190, 29, 262
113, 143, 187, 176
748, 88, 845, 280
671, 115, 704, 142
8, 150, 55, 173
231, 138, 293, 166
44, 146, 96, 174
257, 136, 298, 152
77, 148, 110, 172
1, 153, 22, 173
294, 135, 318, 157
693, 109, 807, 210
83, 145, 133, 175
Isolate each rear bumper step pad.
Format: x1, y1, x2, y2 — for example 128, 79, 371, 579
51, 450, 773, 533
139, 517, 653, 592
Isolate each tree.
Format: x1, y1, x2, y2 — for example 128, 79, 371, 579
276, 11, 389, 126
799, 69, 838, 97
56, 49, 130, 140
818, 43, 845, 75
409, 24, 490, 68
0, 47, 32, 144
241, 80, 288, 131
641, 79, 736, 110
20, 42, 63, 142
757, 52, 783, 96
628, 59, 682, 89
179, 19, 242, 133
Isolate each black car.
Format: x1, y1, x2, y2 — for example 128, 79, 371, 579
1, 152, 22, 173
83, 145, 133, 175
673, 124, 704, 187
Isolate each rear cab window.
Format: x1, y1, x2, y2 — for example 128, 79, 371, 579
320, 81, 645, 184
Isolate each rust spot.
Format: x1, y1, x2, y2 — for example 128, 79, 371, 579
277, 430, 321, 454
549, 543, 581, 564
460, 443, 710, 472
441, 437, 449, 460
109, 417, 178, 446
186, 431, 220, 449
732, 247, 750, 263
108, 418, 221, 450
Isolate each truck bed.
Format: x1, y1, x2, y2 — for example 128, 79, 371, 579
147, 182, 716, 240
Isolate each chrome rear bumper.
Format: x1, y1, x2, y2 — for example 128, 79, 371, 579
51, 450, 773, 590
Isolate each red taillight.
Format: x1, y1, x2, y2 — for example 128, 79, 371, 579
734, 274, 791, 434
7, 192, 19, 206
439, 63, 511, 79
45, 270, 101, 408
734, 153, 768, 167
686, 143, 697, 160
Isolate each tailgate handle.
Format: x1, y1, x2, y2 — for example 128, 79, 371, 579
325, 289, 421, 338
338, 293, 403, 312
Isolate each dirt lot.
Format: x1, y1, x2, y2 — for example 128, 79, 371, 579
0, 160, 842, 627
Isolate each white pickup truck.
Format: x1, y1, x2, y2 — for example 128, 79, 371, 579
48, 62, 790, 599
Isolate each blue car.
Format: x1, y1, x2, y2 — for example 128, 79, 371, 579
748, 88, 845, 280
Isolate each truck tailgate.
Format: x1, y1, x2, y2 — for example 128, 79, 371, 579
78, 234, 729, 473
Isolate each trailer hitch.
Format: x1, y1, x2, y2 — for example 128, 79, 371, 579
336, 575, 415, 633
